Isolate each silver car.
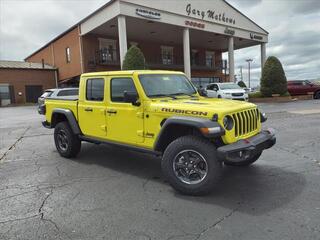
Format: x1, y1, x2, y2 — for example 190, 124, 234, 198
38, 88, 78, 114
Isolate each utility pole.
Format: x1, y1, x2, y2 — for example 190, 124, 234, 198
239, 66, 243, 82
246, 59, 253, 88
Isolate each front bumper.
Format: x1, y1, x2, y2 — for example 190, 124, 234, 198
217, 128, 276, 162
223, 95, 248, 101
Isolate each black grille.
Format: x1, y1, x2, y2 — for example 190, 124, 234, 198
232, 93, 244, 97
232, 109, 259, 137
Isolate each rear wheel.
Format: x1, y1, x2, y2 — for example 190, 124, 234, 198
314, 91, 320, 99
54, 121, 81, 158
161, 135, 222, 196
224, 151, 262, 166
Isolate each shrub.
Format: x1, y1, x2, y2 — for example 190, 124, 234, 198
249, 91, 263, 98
260, 56, 287, 97
237, 80, 247, 88
122, 46, 146, 70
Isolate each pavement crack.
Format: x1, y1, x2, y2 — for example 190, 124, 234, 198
193, 206, 240, 240
0, 215, 39, 225
38, 188, 53, 219
0, 127, 30, 162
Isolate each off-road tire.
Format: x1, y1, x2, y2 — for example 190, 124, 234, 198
314, 91, 320, 99
161, 135, 222, 196
54, 121, 81, 158
224, 151, 262, 167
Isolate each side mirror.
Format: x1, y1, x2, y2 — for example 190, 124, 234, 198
124, 91, 140, 106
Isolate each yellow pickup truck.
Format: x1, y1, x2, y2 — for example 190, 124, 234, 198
40, 70, 276, 195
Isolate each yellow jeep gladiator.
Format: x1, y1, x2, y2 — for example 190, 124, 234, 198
40, 70, 276, 195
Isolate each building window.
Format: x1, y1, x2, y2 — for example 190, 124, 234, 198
86, 78, 104, 101
111, 78, 137, 102
66, 47, 71, 63
99, 38, 117, 63
191, 49, 199, 65
161, 46, 174, 65
205, 51, 215, 68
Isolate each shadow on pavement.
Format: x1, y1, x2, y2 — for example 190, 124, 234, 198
72, 142, 306, 216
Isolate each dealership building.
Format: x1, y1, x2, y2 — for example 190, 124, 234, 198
25, 0, 268, 88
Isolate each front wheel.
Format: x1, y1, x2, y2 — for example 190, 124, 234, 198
54, 121, 81, 158
224, 151, 262, 166
161, 135, 222, 196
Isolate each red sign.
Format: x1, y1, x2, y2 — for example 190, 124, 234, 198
185, 20, 205, 29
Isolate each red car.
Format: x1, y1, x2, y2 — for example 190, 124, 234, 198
287, 80, 320, 99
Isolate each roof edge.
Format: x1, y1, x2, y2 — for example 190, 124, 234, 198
24, 0, 117, 61
223, 0, 269, 34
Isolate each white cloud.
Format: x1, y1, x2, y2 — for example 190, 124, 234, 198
226, 0, 320, 85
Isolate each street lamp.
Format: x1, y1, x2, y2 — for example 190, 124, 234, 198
246, 59, 253, 88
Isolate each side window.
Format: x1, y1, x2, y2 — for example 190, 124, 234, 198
111, 78, 137, 102
86, 78, 105, 101
66, 47, 71, 63
57, 89, 78, 96
213, 84, 219, 91
207, 85, 213, 90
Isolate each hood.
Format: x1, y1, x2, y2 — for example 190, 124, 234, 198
220, 89, 246, 94
147, 96, 256, 118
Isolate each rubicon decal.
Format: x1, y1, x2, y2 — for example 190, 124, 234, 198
161, 108, 208, 116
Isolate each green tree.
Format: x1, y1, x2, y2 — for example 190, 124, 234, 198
260, 56, 287, 97
237, 80, 247, 88
122, 46, 146, 70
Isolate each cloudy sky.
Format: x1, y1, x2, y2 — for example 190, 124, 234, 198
0, 0, 319, 86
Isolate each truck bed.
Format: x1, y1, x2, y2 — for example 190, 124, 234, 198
45, 97, 79, 123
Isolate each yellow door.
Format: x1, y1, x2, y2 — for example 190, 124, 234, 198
78, 77, 107, 139
106, 77, 144, 144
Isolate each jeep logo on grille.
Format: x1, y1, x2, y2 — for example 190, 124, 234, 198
161, 108, 208, 116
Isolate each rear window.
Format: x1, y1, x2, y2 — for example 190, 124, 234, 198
57, 89, 78, 96
40, 91, 53, 98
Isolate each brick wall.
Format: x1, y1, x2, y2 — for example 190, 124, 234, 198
0, 69, 56, 104
26, 27, 82, 81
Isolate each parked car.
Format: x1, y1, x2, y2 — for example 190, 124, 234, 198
287, 80, 320, 99
206, 83, 248, 101
38, 88, 78, 114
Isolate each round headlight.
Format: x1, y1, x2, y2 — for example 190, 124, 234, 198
223, 115, 234, 130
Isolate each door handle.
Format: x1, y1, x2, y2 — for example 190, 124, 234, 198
106, 109, 117, 114
84, 107, 93, 112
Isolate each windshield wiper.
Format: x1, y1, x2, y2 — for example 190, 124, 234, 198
149, 94, 177, 99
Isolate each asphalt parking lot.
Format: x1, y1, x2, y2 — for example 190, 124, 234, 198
0, 100, 320, 240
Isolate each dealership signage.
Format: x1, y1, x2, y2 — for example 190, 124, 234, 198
250, 33, 263, 40
224, 27, 235, 36
185, 20, 205, 29
186, 3, 236, 25
136, 8, 161, 20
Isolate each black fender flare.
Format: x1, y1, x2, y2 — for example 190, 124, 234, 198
51, 108, 81, 135
154, 116, 225, 152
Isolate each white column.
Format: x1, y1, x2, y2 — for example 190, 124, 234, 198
228, 37, 235, 82
118, 15, 127, 69
261, 43, 266, 72
183, 28, 191, 79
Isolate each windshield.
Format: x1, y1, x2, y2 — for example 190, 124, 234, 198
139, 74, 197, 97
40, 91, 53, 98
219, 84, 242, 90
